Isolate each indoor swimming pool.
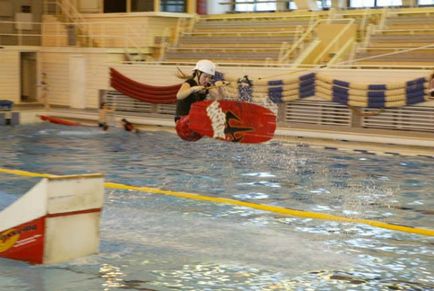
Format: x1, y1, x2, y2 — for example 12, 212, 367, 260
0, 124, 433, 290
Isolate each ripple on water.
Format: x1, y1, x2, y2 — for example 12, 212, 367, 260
0, 124, 433, 290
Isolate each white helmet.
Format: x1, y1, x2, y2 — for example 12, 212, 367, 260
193, 59, 216, 76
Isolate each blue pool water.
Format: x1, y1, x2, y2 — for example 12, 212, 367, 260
0, 124, 433, 290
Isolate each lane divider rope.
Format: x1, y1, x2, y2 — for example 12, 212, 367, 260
1, 167, 433, 237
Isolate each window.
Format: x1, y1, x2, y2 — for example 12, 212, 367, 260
317, 0, 331, 9
161, 0, 185, 12
286, 0, 331, 10
235, 0, 276, 12
349, 0, 403, 7
418, 0, 434, 5
376, 0, 402, 6
235, 3, 254, 12
256, 0, 276, 11
349, 0, 375, 8
234, 1, 309, 12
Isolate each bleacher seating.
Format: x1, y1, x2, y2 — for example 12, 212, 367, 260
355, 48, 434, 65
385, 15, 434, 29
157, 8, 434, 67
353, 12, 434, 67
193, 19, 310, 32
162, 17, 312, 63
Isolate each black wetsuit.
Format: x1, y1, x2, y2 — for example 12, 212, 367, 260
175, 79, 208, 121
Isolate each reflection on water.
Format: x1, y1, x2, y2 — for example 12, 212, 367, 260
0, 124, 433, 290
100, 264, 125, 289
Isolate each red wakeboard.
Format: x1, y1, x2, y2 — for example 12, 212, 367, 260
189, 100, 276, 143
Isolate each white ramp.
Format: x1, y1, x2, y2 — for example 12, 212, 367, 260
0, 173, 104, 264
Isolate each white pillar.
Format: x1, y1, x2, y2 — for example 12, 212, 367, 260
294, 0, 319, 11
331, 0, 347, 9
69, 55, 87, 109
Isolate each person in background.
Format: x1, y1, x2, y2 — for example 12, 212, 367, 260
121, 118, 139, 133
98, 102, 113, 131
175, 59, 225, 141
39, 72, 50, 110
429, 73, 434, 98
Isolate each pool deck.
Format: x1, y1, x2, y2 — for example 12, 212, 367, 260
16, 105, 434, 158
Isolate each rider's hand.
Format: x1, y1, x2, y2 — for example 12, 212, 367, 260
190, 86, 205, 93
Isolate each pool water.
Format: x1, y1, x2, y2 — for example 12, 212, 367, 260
0, 124, 433, 290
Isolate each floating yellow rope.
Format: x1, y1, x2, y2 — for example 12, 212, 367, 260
1, 167, 433, 237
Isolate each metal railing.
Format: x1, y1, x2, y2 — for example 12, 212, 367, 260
103, 89, 434, 134
313, 18, 355, 65
327, 38, 356, 67
0, 21, 42, 46
278, 20, 321, 63
0, 20, 148, 50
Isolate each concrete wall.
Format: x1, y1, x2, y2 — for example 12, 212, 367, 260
77, 0, 101, 13
0, 50, 20, 103
40, 49, 123, 108
331, 0, 347, 9
41, 13, 192, 48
